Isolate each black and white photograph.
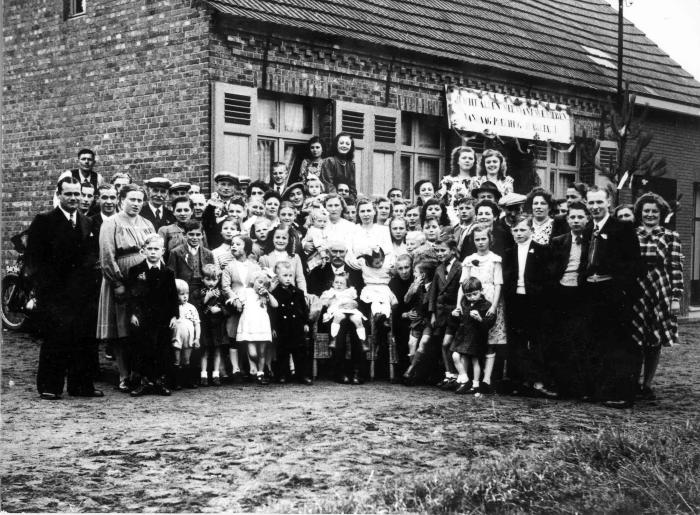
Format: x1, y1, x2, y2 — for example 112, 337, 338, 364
1, 0, 699, 512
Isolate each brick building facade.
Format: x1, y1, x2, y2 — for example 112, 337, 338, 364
3, 0, 700, 306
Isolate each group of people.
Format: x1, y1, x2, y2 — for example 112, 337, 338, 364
26, 140, 683, 409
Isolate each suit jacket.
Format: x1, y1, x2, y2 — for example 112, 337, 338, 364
167, 244, 215, 285
429, 259, 462, 321
582, 216, 642, 291
549, 232, 588, 289
126, 261, 179, 328
26, 208, 92, 303
270, 284, 309, 342
140, 203, 176, 232
502, 239, 550, 299
221, 259, 263, 300
306, 262, 364, 297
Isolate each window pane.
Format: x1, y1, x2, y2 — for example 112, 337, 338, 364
257, 139, 275, 181
284, 141, 306, 181
565, 149, 577, 167
416, 157, 439, 185
549, 144, 557, 164
257, 99, 277, 130
222, 134, 249, 178
282, 102, 312, 134
400, 155, 412, 198
371, 151, 394, 196
417, 118, 440, 149
401, 116, 412, 146
551, 170, 577, 198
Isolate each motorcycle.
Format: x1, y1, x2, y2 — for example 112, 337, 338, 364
1, 230, 36, 331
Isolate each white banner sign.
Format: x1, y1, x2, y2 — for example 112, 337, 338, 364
446, 86, 573, 143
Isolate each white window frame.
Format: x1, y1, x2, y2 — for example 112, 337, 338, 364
65, 0, 86, 18
535, 141, 580, 197
400, 113, 446, 200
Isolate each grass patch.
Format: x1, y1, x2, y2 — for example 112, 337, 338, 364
299, 419, 700, 514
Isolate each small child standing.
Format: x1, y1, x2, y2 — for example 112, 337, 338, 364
235, 272, 278, 384
250, 219, 272, 260
302, 177, 325, 212
320, 274, 367, 349
302, 206, 330, 271
126, 234, 179, 397
194, 264, 226, 386
451, 277, 494, 395
171, 279, 201, 389
212, 219, 239, 271
270, 261, 312, 384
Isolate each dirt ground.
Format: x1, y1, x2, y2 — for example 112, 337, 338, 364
1, 326, 699, 513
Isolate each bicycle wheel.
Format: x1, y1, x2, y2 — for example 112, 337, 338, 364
1, 274, 28, 331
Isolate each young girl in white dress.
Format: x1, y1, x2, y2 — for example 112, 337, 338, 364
455, 226, 506, 391
234, 272, 278, 384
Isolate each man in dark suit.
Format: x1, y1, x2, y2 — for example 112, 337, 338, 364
26, 177, 103, 400
202, 172, 240, 248
308, 240, 365, 383
547, 201, 590, 397
141, 177, 176, 231
502, 213, 553, 397
583, 186, 643, 408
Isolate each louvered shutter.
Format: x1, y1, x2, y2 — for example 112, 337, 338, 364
212, 83, 258, 185
334, 101, 401, 197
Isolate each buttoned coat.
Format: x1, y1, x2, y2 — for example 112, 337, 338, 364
270, 284, 309, 349
167, 243, 215, 285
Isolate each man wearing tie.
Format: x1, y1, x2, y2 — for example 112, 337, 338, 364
26, 177, 103, 399
202, 171, 240, 248
141, 177, 176, 231
583, 186, 643, 408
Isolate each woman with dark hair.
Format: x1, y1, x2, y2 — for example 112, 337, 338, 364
96, 183, 155, 392
246, 180, 269, 200
299, 136, 326, 183
565, 182, 588, 206
262, 190, 282, 228
439, 146, 478, 199
475, 149, 514, 197
321, 132, 357, 197
414, 179, 436, 206
630, 193, 683, 400
525, 187, 556, 244
419, 198, 451, 229
461, 199, 508, 258
614, 204, 635, 224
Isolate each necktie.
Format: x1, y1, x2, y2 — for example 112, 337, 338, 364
156, 208, 161, 221
575, 235, 582, 245
587, 226, 600, 273
70, 215, 76, 229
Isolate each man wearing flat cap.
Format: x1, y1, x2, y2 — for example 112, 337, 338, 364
141, 177, 176, 231
203, 171, 241, 248
168, 182, 191, 203
471, 181, 502, 204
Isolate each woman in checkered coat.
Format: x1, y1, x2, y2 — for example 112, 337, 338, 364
630, 193, 684, 400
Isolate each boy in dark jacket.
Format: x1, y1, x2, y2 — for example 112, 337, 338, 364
270, 261, 312, 385
126, 234, 179, 396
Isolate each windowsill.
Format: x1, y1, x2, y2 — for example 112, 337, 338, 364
67, 12, 86, 19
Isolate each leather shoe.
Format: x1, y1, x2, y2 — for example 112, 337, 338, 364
454, 382, 473, 395
154, 384, 172, 396
39, 392, 62, 400
341, 375, 351, 384
351, 373, 362, 385
130, 383, 149, 397
299, 377, 313, 385
532, 384, 559, 399
211, 377, 221, 387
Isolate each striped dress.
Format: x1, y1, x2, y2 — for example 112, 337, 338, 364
630, 226, 683, 348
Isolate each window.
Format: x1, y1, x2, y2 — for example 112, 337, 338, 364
65, 0, 86, 18
400, 113, 445, 199
212, 83, 316, 185
535, 141, 580, 198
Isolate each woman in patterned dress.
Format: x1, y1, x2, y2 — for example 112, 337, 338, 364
525, 187, 555, 245
474, 149, 514, 198
630, 193, 683, 400
298, 136, 325, 184
96, 184, 155, 391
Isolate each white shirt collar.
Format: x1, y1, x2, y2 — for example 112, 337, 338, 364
58, 205, 76, 223
147, 261, 161, 270
149, 202, 162, 213
594, 214, 609, 231
517, 238, 532, 248
332, 264, 346, 275
187, 244, 199, 255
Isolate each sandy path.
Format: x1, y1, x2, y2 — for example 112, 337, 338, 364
2, 328, 699, 512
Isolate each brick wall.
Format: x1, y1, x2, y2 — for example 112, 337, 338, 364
2, 0, 212, 264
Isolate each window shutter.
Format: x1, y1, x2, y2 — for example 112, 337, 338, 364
341, 110, 365, 139
212, 83, 258, 186
224, 93, 252, 126
375, 115, 397, 143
